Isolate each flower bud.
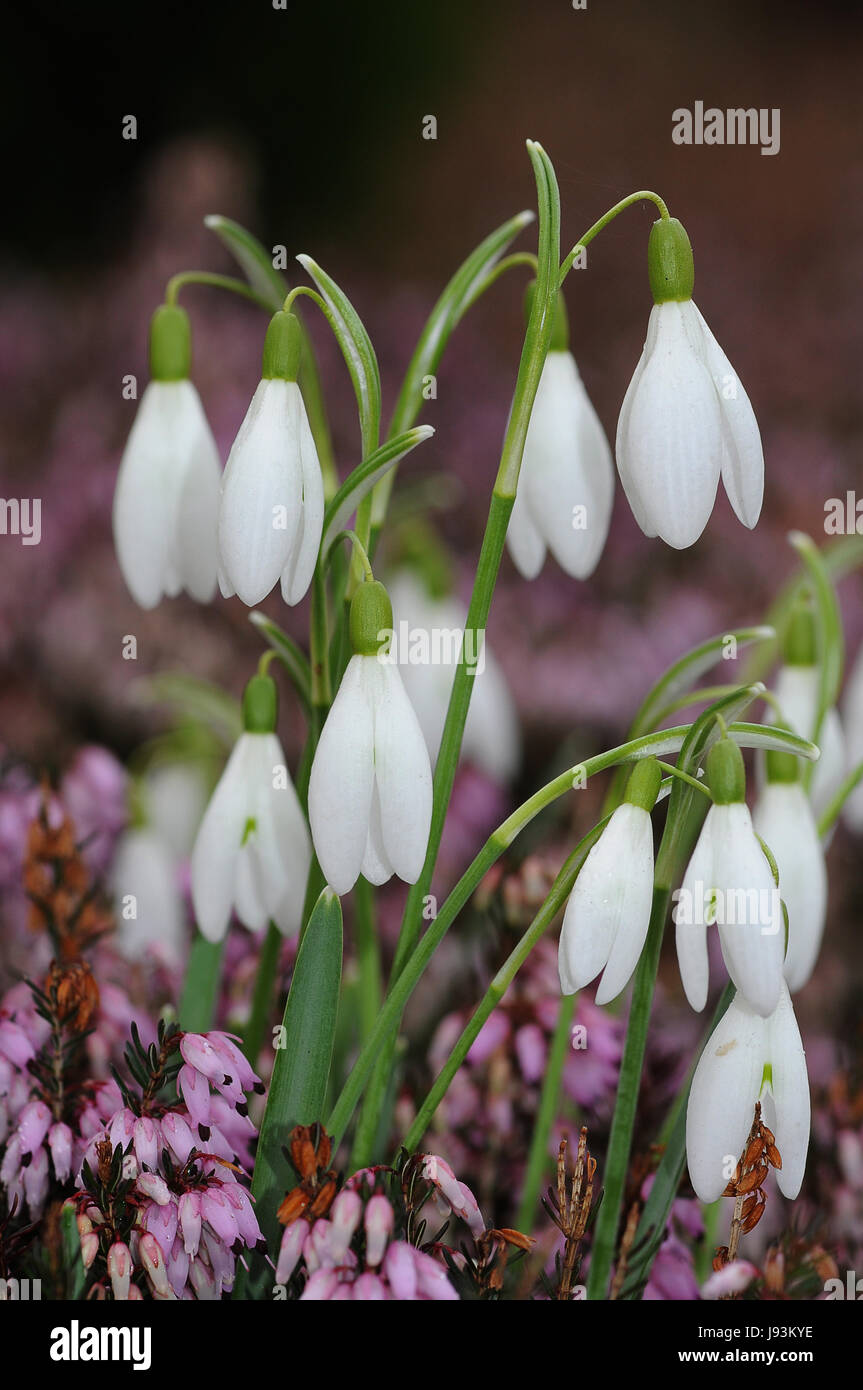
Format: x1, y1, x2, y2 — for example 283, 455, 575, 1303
706, 737, 746, 805
242, 673, 278, 734
623, 756, 662, 812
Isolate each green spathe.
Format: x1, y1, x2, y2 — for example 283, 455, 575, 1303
624, 756, 662, 812
706, 737, 746, 804
242, 674, 278, 733
647, 217, 694, 304
262, 311, 303, 382
350, 579, 393, 656
782, 602, 817, 667
149, 304, 191, 382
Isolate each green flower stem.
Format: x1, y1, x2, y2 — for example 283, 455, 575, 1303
242, 921, 282, 1065
164, 270, 275, 311
515, 991, 576, 1233
348, 876, 385, 1168
179, 933, 226, 1032
818, 759, 863, 838
326, 728, 694, 1148
460, 251, 539, 315
403, 837, 599, 1155
585, 883, 672, 1300
559, 190, 670, 282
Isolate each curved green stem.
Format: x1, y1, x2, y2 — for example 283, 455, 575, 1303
461, 251, 539, 314
559, 190, 670, 282
165, 270, 274, 310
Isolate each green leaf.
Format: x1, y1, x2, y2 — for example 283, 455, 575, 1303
387, 209, 534, 441
248, 612, 313, 719
320, 427, 434, 561
179, 934, 226, 1032
250, 889, 343, 1255
297, 253, 381, 457
62, 1201, 87, 1299
204, 214, 286, 311
727, 721, 819, 760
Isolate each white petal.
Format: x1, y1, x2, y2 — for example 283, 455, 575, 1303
692, 304, 764, 529
842, 644, 863, 831
753, 783, 827, 992
519, 352, 614, 580
279, 386, 324, 606
361, 785, 394, 886
764, 982, 810, 1199
558, 804, 652, 998
190, 736, 256, 941
686, 991, 766, 1202
113, 382, 205, 609
264, 735, 312, 936
175, 399, 222, 603
595, 806, 655, 1004
713, 803, 784, 1018
616, 301, 722, 549
218, 379, 302, 606
615, 315, 659, 538
674, 808, 715, 1012
507, 481, 547, 578
308, 655, 375, 895
371, 663, 433, 884
232, 733, 295, 931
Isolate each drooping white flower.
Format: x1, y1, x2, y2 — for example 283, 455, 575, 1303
308, 579, 433, 896
190, 674, 311, 941
113, 305, 221, 609
387, 570, 520, 783
675, 738, 783, 1017
558, 758, 659, 1003
616, 216, 763, 549
218, 311, 324, 607
686, 981, 810, 1203
753, 752, 827, 993
508, 292, 613, 580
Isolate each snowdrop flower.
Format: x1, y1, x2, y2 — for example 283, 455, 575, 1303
753, 746, 827, 993
218, 311, 324, 606
558, 758, 659, 1003
686, 981, 809, 1203
675, 737, 783, 1017
309, 578, 433, 896
616, 216, 763, 549
190, 673, 311, 940
113, 305, 221, 608
771, 605, 845, 823
507, 289, 613, 580
388, 569, 520, 783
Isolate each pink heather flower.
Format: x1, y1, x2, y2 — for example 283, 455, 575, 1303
136, 1172, 171, 1205
301, 1268, 342, 1301
0, 1019, 36, 1070
412, 1247, 460, 1301
18, 1098, 52, 1154
48, 1122, 73, 1182
139, 1232, 175, 1299
276, 1220, 307, 1284
133, 1116, 159, 1171
80, 1231, 100, 1268
467, 1011, 510, 1064
421, 1154, 484, 1237
22, 1145, 50, 1211
384, 1241, 419, 1299
178, 1064, 211, 1127
329, 1189, 363, 1262
107, 1241, 132, 1301
514, 1023, 547, 1085
200, 1189, 239, 1246
364, 1194, 394, 1267
179, 1191, 202, 1257
221, 1181, 262, 1248
701, 1261, 760, 1300
160, 1112, 195, 1165
353, 1272, 387, 1300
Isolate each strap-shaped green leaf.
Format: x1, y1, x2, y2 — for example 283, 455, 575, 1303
250, 888, 343, 1255
320, 427, 434, 561
630, 626, 776, 737
297, 253, 382, 458
204, 214, 287, 311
